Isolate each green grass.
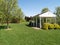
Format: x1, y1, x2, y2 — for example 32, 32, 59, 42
0, 22, 60, 45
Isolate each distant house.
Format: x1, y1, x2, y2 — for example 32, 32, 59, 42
31, 11, 56, 28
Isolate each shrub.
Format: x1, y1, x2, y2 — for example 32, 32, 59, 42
54, 23, 60, 29
29, 20, 33, 26
11, 17, 20, 23
48, 24, 54, 29
20, 19, 26, 23
43, 23, 60, 30
43, 23, 49, 30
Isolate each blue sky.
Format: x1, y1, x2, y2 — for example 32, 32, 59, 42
18, 0, 60, 16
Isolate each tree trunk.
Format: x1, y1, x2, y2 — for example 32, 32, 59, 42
6, 15, 9, 29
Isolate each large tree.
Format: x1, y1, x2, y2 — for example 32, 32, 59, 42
11, 7, 24, 23
41, 8, 49, 14
55, 7, 60, 24
55, 7, 60, 16
0, 0, 24, 28
4, 0, 18, 28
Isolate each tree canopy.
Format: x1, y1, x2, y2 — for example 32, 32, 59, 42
0, 0, 24, 28
41, 8, 49, 14
55, 7, 60, 24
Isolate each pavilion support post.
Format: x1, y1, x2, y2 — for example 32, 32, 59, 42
50, 18, 51, 23
46, 18, 47, 23
33, 18, 34, 27
40, 17, 41, 28
42, 18, 44, 24
55, 17, 56, 23
36, 17, 37, 27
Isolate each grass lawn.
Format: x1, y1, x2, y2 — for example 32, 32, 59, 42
0, 22, 60, 45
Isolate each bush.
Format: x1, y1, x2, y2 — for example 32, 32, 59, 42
29, 20, 33, 26
11, 17, 20, 23
43, 23, 49, 30
43, 23, 60, 30
48, 24, 54, 29
54, 23, 60, 29
20, 19, 26, 23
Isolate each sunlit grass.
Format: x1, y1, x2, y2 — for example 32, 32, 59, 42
0, 22, 60, 45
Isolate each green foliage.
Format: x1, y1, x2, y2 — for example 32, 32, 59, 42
55, 7, 60, 24
48, 24, 54, 29
11, 16, 20, 23
0, 0, 24, 27
43, 23, 60, 30
54, 23, 60, 29
41, 8, 49, 14
55, 7, 60, 16
20, 19, 26, 23
43, 23, 49, 30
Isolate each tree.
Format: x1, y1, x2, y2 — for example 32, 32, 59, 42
55, 7, 60, 24
55, 7, 60, 16
15, 8, 24, 21
41, 8, 49, 14
11, 7, 24, 23
0, 0, 5, 24
0, 0, 18, 28
0, 0, 24, 29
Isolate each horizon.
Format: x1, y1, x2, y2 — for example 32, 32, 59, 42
18, 0, 60, 17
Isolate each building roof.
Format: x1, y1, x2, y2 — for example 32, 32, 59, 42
39, 11, 56, 17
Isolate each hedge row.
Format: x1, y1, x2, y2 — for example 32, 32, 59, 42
43, 23, 60, 30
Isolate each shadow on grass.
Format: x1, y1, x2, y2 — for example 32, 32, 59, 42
0, 25, 7, 30
0, 25, 11, 30
25, 24, 40, 28
25, 24, 32, 27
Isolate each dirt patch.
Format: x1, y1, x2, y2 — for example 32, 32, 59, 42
32, 27, 41, 30
5, 28, 12, 31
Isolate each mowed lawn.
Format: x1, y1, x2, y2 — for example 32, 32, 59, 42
0, 22, 60, 45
